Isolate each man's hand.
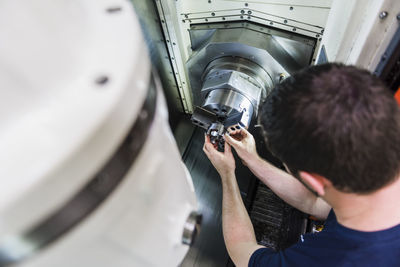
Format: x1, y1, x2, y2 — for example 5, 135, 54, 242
203, 135, 235, 177
225, 128, 258, 165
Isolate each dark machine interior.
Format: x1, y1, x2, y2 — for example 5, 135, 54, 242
129, 1, 323, 266
178, 123, 307, 267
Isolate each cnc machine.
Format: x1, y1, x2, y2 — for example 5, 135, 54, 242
1, 0, 399, 267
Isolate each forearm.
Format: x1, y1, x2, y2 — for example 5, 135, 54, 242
220, 171, 263, 267
245, 155, 330, 220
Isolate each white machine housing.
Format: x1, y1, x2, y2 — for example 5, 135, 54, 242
0, 0, 197, 266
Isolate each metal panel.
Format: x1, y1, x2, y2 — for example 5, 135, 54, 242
130, 0, 184, 117
156, 0, 331, 114
187, 22, 316, 107
317, 0, 400, 71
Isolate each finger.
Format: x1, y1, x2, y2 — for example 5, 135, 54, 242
227, 128, 238, 135
224, 141, 232, 155
203, 145, 210, 156
240, 127, 250, 138
204, 141, 215, 152
204, 134, 211, 144
225, 133, 241, 147
204, 134, 214, 151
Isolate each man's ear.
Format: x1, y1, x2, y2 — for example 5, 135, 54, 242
299, 171, 331, 196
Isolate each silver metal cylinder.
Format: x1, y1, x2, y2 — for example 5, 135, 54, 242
200, 56, 272, 129
203, 89, 253, 127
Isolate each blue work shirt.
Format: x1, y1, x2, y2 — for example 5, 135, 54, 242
249, 210, 400, 266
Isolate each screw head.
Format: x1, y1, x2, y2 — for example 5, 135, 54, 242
95, 76, 109, 85
379, 11, 388, 19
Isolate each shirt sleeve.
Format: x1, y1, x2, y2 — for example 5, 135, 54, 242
248, 247, 282, 267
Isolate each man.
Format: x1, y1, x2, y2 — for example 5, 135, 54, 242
203, 63, 400, 267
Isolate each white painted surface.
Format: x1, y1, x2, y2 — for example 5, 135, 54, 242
0, 0, 197, 266
317, 0, 400, 71
0, 0, 149, 236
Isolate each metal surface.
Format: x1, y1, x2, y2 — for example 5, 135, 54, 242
155, 0, 329, 113
0, 74, 157, 267
379, 11, 388, 19
130, 0, 184, 119
187, 22, 316, 148
187, 23, 315, 100
154, 0, 194, 113
374, 20, 400, 92
182, 211, 202, 246
201, 57, 272, 112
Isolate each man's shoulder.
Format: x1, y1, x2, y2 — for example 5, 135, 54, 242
249, 221, 400, 267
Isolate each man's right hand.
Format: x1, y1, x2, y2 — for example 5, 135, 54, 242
225, 128, 259, 165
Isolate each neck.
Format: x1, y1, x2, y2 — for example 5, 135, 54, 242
327, 176, 400, 231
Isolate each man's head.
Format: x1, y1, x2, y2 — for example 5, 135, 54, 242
259, 63, 400, 194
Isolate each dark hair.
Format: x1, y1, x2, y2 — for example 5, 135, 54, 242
259, 63, 400, 193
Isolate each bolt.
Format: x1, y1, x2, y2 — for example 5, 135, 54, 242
247, 16, 251, 19
182, 19, 185, 23
211, 12, 215, 16
316, 34, 320, 37
290, 6, 293, 10
222, 17, 225, 20
240, 15, 244, 19
241, 10, 245, 14
95, 76, 109, 85
270, 21, 273, 25
205, 18, 208, 21
284, 19, 288, 23
106, 6, 122, 13
248, 10, 252, 15
245, 3, 248, 7
208, 0, 211, 3
379, 11, 388, 19
292, 28, 296, 31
